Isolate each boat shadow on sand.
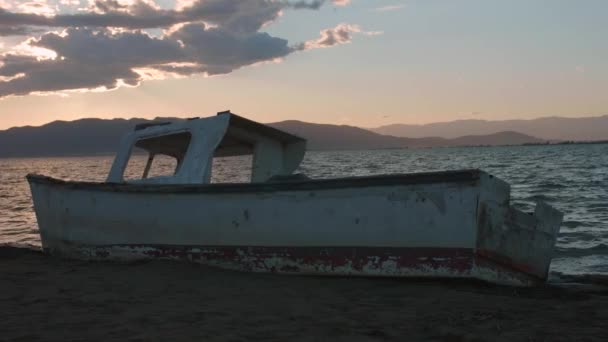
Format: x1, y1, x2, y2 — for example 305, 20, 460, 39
2, 245, 608, 341
2, 245, 607, 296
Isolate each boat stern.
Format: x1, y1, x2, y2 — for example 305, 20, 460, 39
475, 199, 563, 285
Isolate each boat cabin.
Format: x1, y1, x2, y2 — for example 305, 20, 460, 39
106, 111, 306, 184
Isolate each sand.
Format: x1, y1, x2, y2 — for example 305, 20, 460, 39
1, 246, 607, 342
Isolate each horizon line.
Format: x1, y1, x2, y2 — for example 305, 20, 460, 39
2, 112, 608, 132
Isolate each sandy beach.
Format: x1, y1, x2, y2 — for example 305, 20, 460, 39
1, 246, 607, 342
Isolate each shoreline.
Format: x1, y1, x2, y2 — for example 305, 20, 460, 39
2, 246, 607, 341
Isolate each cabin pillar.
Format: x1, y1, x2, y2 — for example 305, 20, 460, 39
252, 140, 285, 182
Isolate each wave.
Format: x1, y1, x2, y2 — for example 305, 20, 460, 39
556, 244, 608, 258
537, 182, 568, 189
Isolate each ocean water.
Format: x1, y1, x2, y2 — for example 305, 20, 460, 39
1, 144, 607, 276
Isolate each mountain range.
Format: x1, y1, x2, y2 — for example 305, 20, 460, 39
271, 121, 542, 150
0, 116, 547, 157
372, 115, 608, 141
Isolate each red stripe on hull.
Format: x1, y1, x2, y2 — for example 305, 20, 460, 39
476, 249, 543, 279
143, 246, 474, 274
47, 244, 540, 286
85, 245, 475, 276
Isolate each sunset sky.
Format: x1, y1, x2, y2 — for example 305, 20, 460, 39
0, 0, 606, 130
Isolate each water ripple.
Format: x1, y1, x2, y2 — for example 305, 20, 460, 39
1, 144, 607, 275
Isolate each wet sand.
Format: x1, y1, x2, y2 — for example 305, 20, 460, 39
1, 247, 607, 342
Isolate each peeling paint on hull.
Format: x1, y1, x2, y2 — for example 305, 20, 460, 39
52, 244, 540, 286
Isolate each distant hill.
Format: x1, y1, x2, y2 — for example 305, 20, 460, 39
269, 121, 542, 150
0, 117, 544, 157
268, 120, 439, 150
0, 118, 151, 157
372, 115, 608, 141
447, 131, 544, 147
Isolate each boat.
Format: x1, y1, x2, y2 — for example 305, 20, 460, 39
27, 111, 563, 286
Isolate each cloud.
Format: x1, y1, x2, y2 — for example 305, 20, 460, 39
0, 26, 33, 36
0, 28, 181, 96
166, 22, 294, 75
59, 0, 80, 6
0, 20, 374, 97
0, 1, 355, 36
0, 24, 291, 96
301, 23, 379, 49
305, 23, 358, 48
17, 0, 58, 15
331, 0, 350, 6
0, 0, 336, 34
373, 4, 405, 12
0, 0, 377, 98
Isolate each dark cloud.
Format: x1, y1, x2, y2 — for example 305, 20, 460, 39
0, 8, 53, 27
170, 23, 293, 74
289, 1, 324, 10
93, 0, 128, 13
0, 1, 332, 34
0, 26, 32, 36
0, 23, 297, 96
0, 0, 365, 97
0, 54, 143, 96
0, 28, 181, 96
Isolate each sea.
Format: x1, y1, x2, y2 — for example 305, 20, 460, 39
1, 144, 607, 277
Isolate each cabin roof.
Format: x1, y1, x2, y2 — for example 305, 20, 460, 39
219, 111, 305, 144
132, 111, 305, 145
134, 131, 191, 159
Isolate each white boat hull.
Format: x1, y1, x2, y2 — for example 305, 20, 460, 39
27, 170, 563, 286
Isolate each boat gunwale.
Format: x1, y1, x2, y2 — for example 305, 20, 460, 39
26, 169, 483, 194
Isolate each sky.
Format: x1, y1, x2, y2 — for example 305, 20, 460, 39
0, 0, 606, 130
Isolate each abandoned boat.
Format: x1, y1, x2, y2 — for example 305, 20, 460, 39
27, 111, 563, 286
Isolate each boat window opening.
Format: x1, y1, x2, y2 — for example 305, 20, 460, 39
123, 131, 192, 181
210, 129, 254, 183
144, 154, 179, 179
210, 155, 253, 183
123, 148, 148, 181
